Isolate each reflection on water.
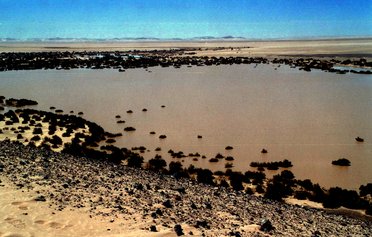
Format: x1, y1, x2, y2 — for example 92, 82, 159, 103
1, 64, 371, 189
332, 66, 371, 72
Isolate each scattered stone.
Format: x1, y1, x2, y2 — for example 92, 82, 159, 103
150, 225, 157, 232
260, 219, 274, 232
34, 195, 46, 202
196, 220, 209, 229
163, 199, 173, 208
174, 224, 184, 236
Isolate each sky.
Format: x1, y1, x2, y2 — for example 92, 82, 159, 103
0, 0, 371, 39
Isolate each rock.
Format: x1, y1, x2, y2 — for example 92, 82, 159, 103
174, 224, 184, 236
260, 219, 274, 232
155, 208, 163, 216
196, 220, 210, 229
150, 225, 157, 232
174, 186, 186, 194
163, 199, 173, 208
225, 146, 233, 150
312, 230, 321, 237
229, 231, 241, 237
34, 195, 46, 202
261, 149, 268, 154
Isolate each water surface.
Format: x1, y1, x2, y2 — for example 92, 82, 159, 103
1, 64, 371, 189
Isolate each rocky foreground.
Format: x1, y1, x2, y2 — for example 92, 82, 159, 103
0, 140, 371, 237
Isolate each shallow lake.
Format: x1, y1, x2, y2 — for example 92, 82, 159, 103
1, 64, 371, 189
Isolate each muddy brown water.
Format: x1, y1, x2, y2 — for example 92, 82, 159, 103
1, 64, 371, 189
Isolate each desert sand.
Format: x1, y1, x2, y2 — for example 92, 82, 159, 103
1, 38, 371, 58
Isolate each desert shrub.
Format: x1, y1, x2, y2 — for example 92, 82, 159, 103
359, 183, 372, 196
228, 172, 244, 191
332, 158, 351, 166
264, 181, 288, 201
169, 161, 183, 174
148, 155, 167, 171
197, 169, 215, 185
127, 153, 144, 168
296, 179, 314, 191
323, 187, 368, 209
244, 171, 266, 184
294, 191, 310, 200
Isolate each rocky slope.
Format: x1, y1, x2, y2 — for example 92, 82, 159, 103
0, 140, 371, 236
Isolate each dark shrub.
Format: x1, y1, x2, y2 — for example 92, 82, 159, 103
294, 191, 309, 200
127, 153, 144, 168
148, 155, 167, 171
332, 158, 351, 166
124, 127, 136, 132
264, 181, 288, 201
359, 183, 372, 196
209, 158, 218, 162
169, 161, 183, 174
323, 187, 368, 210
219, 179, 229, 188
296, 179, 314, 191
197, 169, 215, 185
229, 172, 244, 191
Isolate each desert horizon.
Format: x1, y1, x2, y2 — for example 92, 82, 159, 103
1, 0, 372, 236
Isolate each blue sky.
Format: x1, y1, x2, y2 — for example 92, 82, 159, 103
0, 0, 371, 39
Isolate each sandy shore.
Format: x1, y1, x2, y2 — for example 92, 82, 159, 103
1, 38, 371, 58
1, 140, 371, 237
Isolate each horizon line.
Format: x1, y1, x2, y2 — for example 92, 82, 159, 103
1, 35, 372, 43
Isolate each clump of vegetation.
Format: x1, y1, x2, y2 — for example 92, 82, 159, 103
332, 158, 351, 166
127, 153, 144, 168
250, 159, 292, 170
359, 183, 372, 197
5, 98, 38, 107
124, 127, 136, 131
196, 169, 215, 185
148, 155, 167, 171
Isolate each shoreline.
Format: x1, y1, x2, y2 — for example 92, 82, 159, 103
0, 38, 371, 58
